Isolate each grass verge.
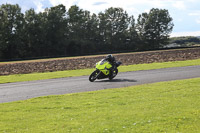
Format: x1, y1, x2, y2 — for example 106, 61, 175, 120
0, 58, 200, 84
0, 78, 199, 132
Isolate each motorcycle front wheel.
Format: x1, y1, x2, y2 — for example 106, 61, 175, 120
89, 70, 99, 82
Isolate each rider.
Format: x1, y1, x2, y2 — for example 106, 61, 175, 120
105, 54, 116, 76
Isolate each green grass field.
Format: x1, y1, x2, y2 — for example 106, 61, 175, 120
0, 58, 200, 84
0, 78, 199, 132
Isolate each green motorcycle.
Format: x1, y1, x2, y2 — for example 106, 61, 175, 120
89, 59, 122, 82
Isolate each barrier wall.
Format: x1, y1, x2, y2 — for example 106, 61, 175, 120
0, 47, 200, 75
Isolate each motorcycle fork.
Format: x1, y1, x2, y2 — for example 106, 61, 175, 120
95, 70, 102, 78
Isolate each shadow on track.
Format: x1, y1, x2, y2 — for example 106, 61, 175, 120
95, 79, 137, 83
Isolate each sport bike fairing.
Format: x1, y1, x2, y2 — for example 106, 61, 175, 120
96, 59, 112, 75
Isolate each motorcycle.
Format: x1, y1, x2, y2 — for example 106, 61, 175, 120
89, 59, 122, 82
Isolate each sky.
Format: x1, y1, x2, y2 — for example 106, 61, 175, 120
1, 0, 200, 37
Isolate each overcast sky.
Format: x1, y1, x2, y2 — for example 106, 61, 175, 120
1, 0, 200, 37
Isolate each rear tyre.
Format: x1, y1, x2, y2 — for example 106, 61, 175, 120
109, 69, 118, 80
89, 70, 99, 82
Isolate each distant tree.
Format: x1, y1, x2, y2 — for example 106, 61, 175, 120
67, 5, 85, 40
0, 3, 175, 61
126, 15, 139, 50
67, 5, 99, 55
169, 36, 200, 47
81, 13, 99, 54
98, 7, 131, 51
0, 4, 25, 59
44, 4, 67, 56
24, 9, 43, 57
136, 8, 174, 50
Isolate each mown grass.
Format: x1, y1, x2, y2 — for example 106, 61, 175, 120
0, 78, 199, 132
119, 58, 200, 72
0, 58, 200, 84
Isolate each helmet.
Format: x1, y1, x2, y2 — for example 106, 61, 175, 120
106, 54, 114, 62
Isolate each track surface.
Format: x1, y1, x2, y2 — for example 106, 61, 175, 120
0, 66, 200, 103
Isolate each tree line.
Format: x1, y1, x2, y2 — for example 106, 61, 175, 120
170, 36, 200, 47
0, 4, 174, 61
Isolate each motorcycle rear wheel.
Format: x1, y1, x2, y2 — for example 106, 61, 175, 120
109, 69, 118, 80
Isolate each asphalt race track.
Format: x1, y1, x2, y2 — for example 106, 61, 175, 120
0, 65, 200, 103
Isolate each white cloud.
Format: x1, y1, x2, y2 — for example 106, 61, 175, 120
189, 12, 199, 16
74, 0, 173, 17
0, 0, 47, 13
188, 11, 200, 16
49, 0, 78, 9
171, 31, 200, 37
33, 0, 45, 12
187, 0, 198, 2
188, 11, 200, 24
78, 0, 109, 13
151, 0, 166, 8
172, 1, 186, 10
46, 0, 174, 16
1, 0, 200, 36
177, 18, 183, 22
196, 19, 200, 24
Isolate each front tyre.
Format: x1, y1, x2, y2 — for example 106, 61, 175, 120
89, 70, 99, 82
